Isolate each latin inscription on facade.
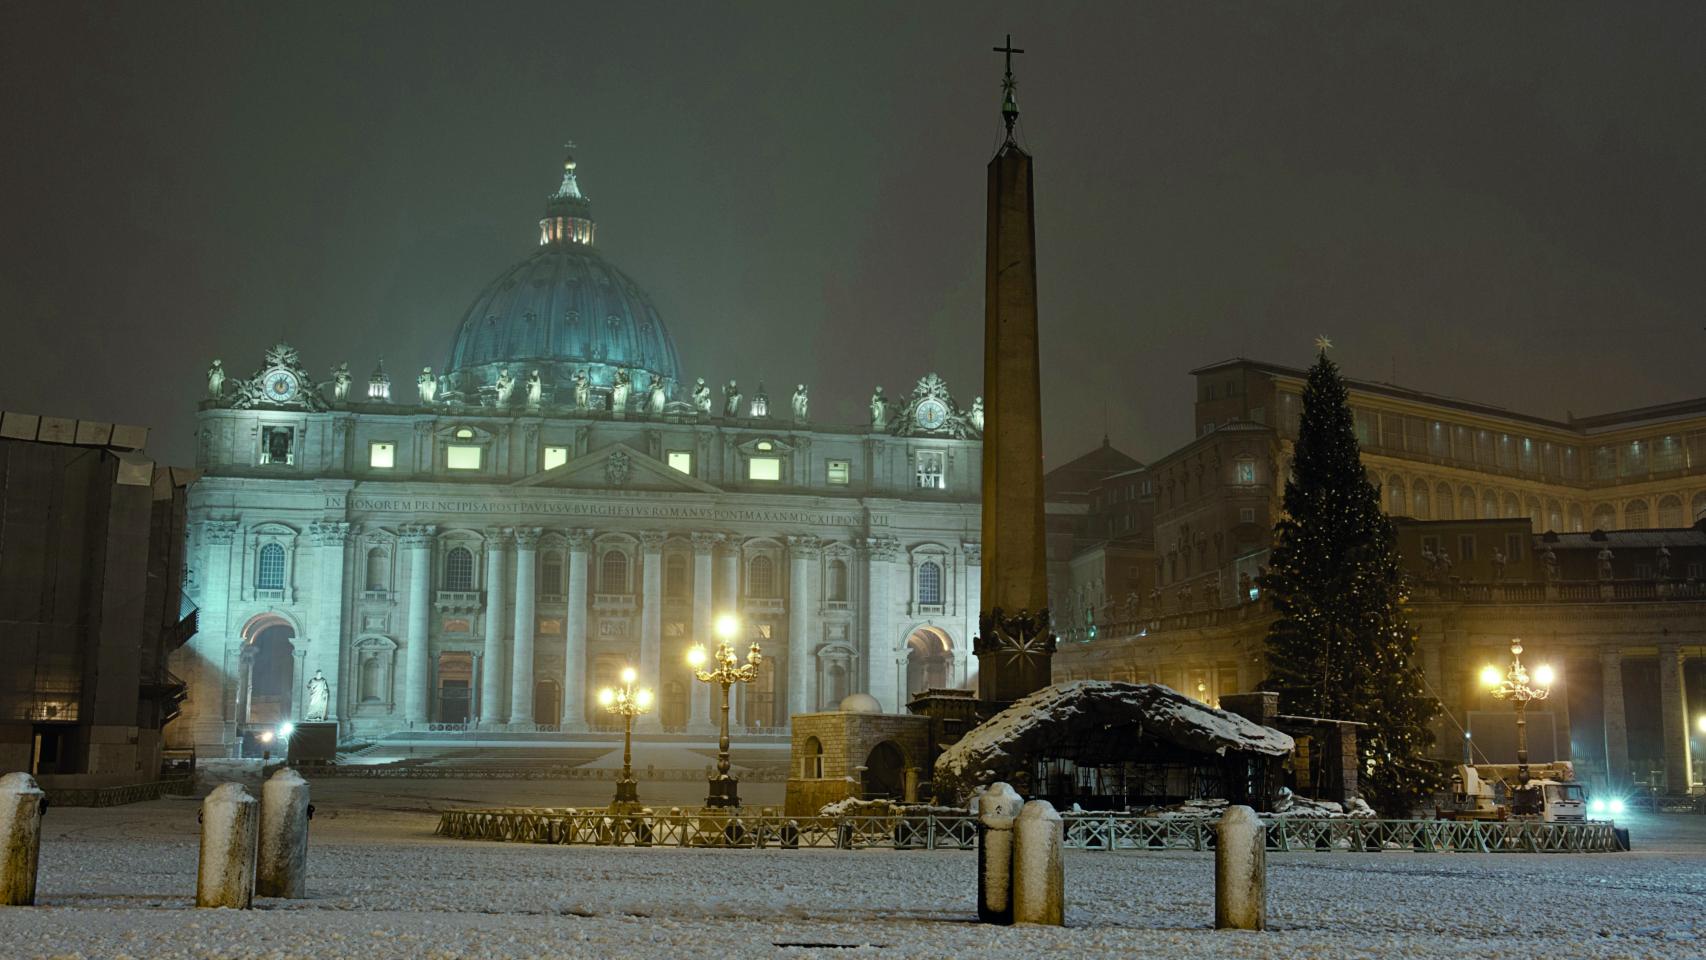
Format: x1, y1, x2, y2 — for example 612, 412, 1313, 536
342, 495, 867, 528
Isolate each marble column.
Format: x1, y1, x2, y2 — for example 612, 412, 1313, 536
308, 522, 350, 722
786, 536, 821, 719
479, 528, 510, 726
193, 520, 239, 751
401, 525, 436, 725
688, 533, 722, 733
637, 531, 666, 732
864, 537, 899, 712
508, 528, 541, 726
1600, 648, 1629, 787
1658, 644, 1692, 795
562, 529, 592, 732
961, 541, 981, 688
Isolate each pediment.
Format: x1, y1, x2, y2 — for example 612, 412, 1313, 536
512, 442, 722, 493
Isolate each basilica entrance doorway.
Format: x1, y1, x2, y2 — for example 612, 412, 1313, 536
241, 615, 297, 725
436, 652, 472, 723
905, 627, 953, 697
533, 679, 561, 727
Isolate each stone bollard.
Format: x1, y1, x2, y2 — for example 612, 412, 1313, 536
1, 772, 47, 906
197, 783, 259, 909
1215, 805, 1266, 931
976, 782, 1023, 924
257, 768, 311, 899
1013, 800, 1064, 925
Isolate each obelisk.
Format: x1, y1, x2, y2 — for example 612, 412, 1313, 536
975, 36, 1055, 710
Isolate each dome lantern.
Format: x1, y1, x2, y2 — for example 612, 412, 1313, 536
539, 149, 596, 247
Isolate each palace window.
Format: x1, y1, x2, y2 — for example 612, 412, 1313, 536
446, 444, 482, 470
600, 550, 629, 593
543, 445, 569, 471
667, 450, 692, 474
665, 555, 688, 597
918, 561, 943, 606
368, 441, 395, 469
540, 551, 564, 598
1458, 535, 1476, 562
827, 459, 851, 485
748, 456, 781, 481
1622, 441, 1647, 478
915, 451, 946, 490
1653, 436, 1683, 473
444, 547, 474, 591
1505, 534, 1524, 562
256, 544, 285, 590
748, 555, 775, 597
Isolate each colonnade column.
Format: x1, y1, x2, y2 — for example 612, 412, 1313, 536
786, 536, 821, 718
1658, 644, 1692, 795
479, 528, 510, 726
508, 527, 541, 726
309, 521, 351, 722
1600, 648, 1629, 787
864, 537, 899, 712
961, 542, 981, 688
688, 533, 721, 733
637, 531, 666, 732
401, 524, 436, 725
562, 529, 592, 732
195, 520, 239, 752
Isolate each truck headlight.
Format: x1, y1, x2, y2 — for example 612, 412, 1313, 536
1608, 798, 1625, 815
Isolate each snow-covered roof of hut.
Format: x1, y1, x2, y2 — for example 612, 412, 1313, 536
934, 680, 1295, 796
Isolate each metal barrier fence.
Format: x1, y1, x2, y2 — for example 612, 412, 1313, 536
434, 810, 1623, 853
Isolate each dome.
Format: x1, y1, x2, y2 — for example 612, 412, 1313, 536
443, 154, 683, 399
838, 693, 883, 714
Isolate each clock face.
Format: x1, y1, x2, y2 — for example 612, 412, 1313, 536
916, 398, 948, 430
264, 369, 300, 402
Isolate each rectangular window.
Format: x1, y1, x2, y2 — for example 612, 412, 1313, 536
1354, 410, 1376, 446
1458, 535, 1476, 562
1429, 422, 1448, 458
1622, 440, 1646, 477
1505, 533, 1524, 563
1238, 507, 1256, 524
1141, 479, 1152, 495
1653, 435, 1683, 472
1591, 445, 1617, 480
368, 441, 395, 469
1421, 535, 1440, 556
260, 426, 295, 465
543, 445, 570, 471
748, 456, 781, 481
826, 459, 850, 485
915, 451, 946, 490
1560, 445, 1580, 479
1519, 438, 1537, 474
666, 450, 692, 474
1248, 405, 1265, 424
446, 444, 483, 470
1235, 460, 1256, 484
1497, 434, 1514, 469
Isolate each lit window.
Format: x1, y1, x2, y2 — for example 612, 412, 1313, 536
446, 444, 482, 470
918, 561, 942, 605
445, 547, 474, 591
749, 456, 781, 481
260, 426, 294, 465
916, 451, 946, 490
256, 544, 285, 590
543, 446, 569, 471
369, 442, 395, 469
1235, 459, 1256, 484
667, 450, 692, 474
827, 459, 850, 485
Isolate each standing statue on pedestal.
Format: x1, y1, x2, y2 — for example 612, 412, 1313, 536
750, 382, 769, 418
494, 367, 516, 407
791, 384, 808, 421
573, 370, 591, 410
331, 362, 352, 402
1656, 544, 1671, 579
870, 387, 888, 429
970, 396, 984, 433
526, 370, 542, 409
1542, 545, 1559, 582
304, 670, 330, 722
1491, 549, 1507, 581
417, 366, 438, 404
649, 376, 667, 414
1596, 546, 1614, 580
723, 379, 742, 417
691, 377, 712, 414
611, 368, 632, 412
206, 359, 226, 400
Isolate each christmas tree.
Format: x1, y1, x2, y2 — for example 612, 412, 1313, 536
1260, 343, 1441, 816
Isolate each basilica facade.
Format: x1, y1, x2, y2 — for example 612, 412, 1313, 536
173, 155, 983, 756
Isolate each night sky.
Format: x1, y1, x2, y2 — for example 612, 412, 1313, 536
3, 2, 1703, 469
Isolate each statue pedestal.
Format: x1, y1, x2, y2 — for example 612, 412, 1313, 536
284, 722, 338, 766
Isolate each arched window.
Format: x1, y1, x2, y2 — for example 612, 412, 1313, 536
1624, 499, 1650, 530
1435, 483, 1454, 521
1503, 493, 1520, 519
918, 561, 943, 605
444, 547, 474, 591
257, 543, 285, 590
1411, 481, 1430, 519
665, 555, 688, 598
1591, 503, 1617, 531
364, 548, 387, 592
800, 736, 824, 778
1693, 491, 1706, 523
827, 558, 848, 602
1459, 487, 1476, 520
1546, 501, 1564, 533
600, 550, 629, 594
540, 551, 564, 597
1569, 504, 1585, 532
748, 555, 774, 597
1483, 491, 1499, 520
1657, 495, 1683, 528
358, 652, 382, 702
1387, 478, 1405, 515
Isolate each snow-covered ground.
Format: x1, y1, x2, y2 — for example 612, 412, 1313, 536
3, 775, 1703, 959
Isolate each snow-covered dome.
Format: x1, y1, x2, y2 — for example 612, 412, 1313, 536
838, 693, 883, 714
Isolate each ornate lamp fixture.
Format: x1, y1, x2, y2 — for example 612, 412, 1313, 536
597, 666, 653, 810
1481, 639, 1554, 785
687, 614, 761, 808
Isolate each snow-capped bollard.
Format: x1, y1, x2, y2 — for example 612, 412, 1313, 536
1, 772, 46, 906
197, 783, 258, 909
256, 768, 311, 898
976, 781, 1023, 925
1013, 800, 1064, 925
1215, 804, 1266, 931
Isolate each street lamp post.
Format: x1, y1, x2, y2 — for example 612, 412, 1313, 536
1481, 639, 1554, 786
597, 666, 653, 810
687, 613, 761, 809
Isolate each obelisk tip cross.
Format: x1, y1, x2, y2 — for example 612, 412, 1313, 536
994, 34, 1024, 138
